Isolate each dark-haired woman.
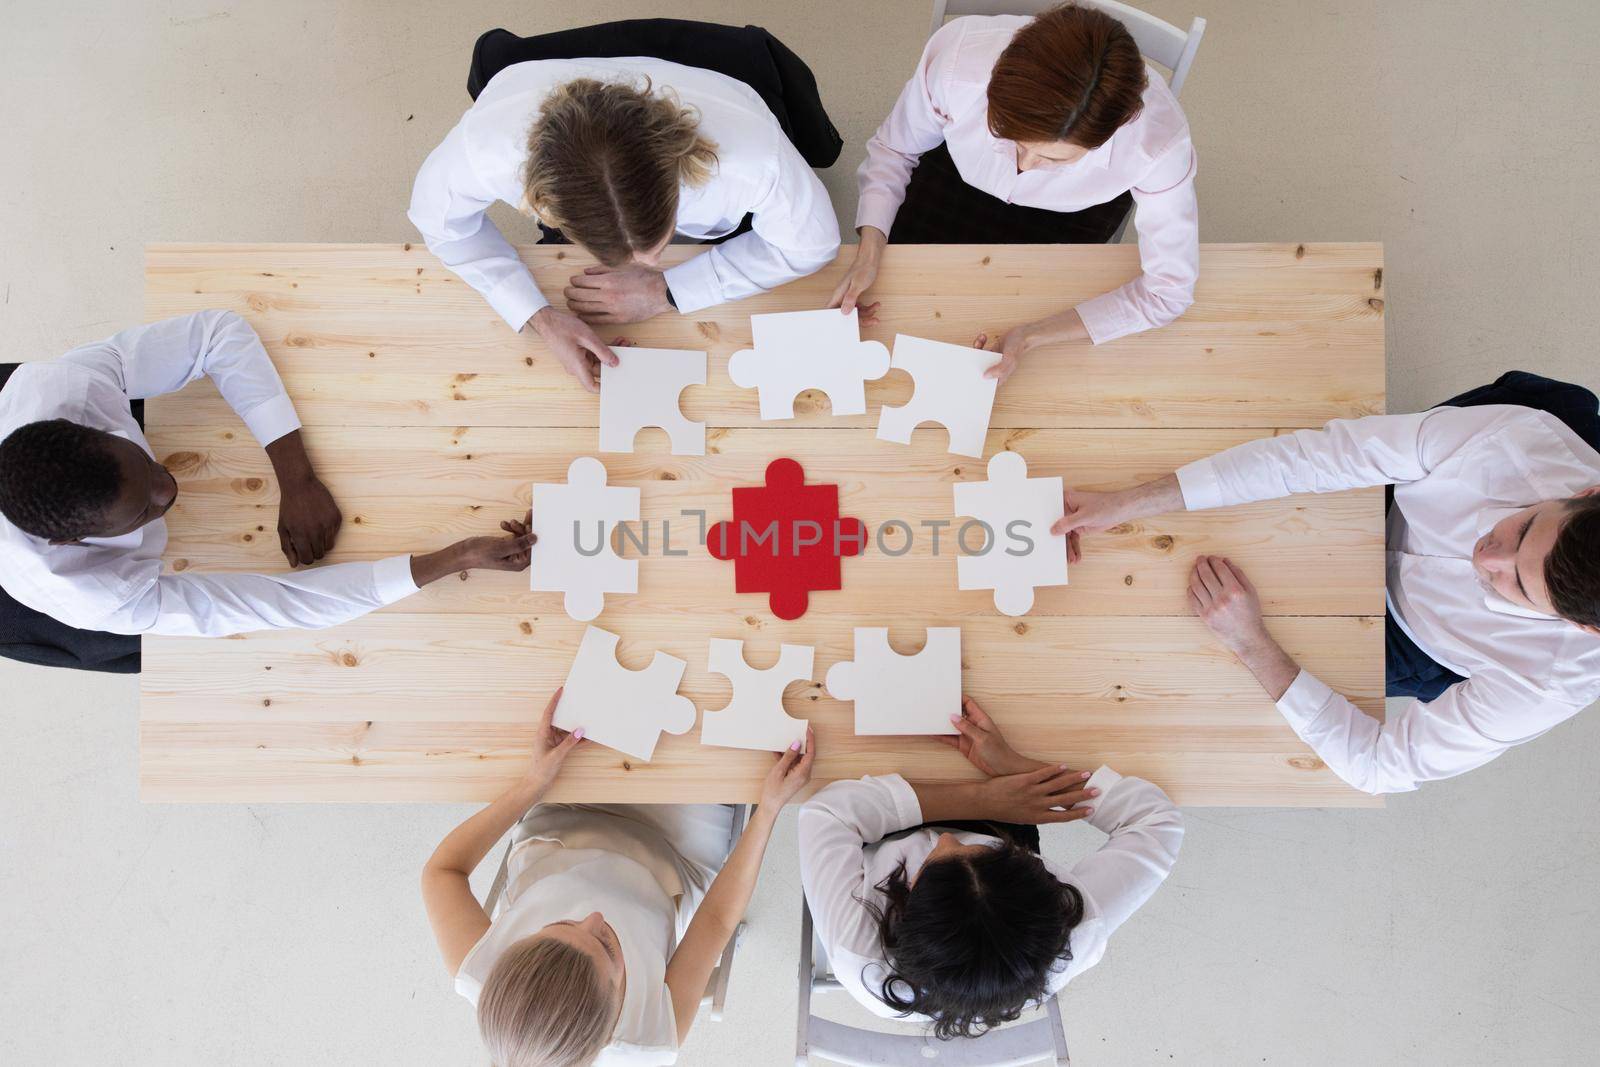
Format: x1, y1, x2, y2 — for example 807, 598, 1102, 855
829, 5, 1199, 383
798, 697, 1182, 1037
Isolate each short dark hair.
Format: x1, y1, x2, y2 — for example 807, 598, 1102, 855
987, 3, 1148, 149
0, 419, 123, 540
1546, 494, 1600, 628
867, 839, 1084, 1040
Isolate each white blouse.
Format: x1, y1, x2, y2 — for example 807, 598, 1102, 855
456, 805, 734, 1066
856, 15, 1200, 344
409, 57, 840, 327
797, 770, 1183, 1021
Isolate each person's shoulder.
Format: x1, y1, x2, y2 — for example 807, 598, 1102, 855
0, 357, 109, 433
929, 15, 1025, 86
1127, 70, 1192, 161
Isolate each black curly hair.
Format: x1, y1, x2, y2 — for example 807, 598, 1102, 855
1546, 494, 1600, 628
0, 419, 123, 540
864, 838, 1084, 1040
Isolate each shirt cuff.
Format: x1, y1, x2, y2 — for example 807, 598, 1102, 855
854, 193, 902, 239
485, 271, 550, 332
663, 253, 722, 315
1073, 291, 1134, 346
238, 394, 302, 448
1175, 458, 1224, 511
1275, 669, 1335, 734
373, 554, 421, 604
877, 773, 925, 831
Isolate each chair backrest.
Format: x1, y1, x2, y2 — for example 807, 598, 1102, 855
796, 895, 1070, 1066
928, 0, 1206, 96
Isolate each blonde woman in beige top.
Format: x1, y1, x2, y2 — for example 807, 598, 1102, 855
421, 689, 814, 1066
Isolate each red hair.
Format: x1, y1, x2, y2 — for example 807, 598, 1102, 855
986, 3, 1148, 148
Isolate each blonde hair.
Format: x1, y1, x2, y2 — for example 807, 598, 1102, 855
478, 935, 616, 1067
522, 77, 719, 266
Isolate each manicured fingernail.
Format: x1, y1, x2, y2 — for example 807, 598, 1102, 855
573, 728, 585, 740
1082, 806, 1094, 814
789, 740, 801, 751
1059, 763, 1070, 771
949, 714, 962, 724
1090, 788, 1101, 796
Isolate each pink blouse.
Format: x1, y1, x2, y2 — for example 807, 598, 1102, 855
856, 15, 1200, 344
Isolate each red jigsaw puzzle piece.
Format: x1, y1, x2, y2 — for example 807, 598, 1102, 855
707, 458, 866, 620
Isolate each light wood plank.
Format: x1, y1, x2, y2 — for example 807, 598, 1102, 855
146, 242, 1384, 430
140, 615, 1381, 807
143, 425, 1383, 618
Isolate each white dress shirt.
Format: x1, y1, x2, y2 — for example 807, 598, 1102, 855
798, 770, 1182, 1020
456, 804, 735, 1066
409, 58, 841, 325
1177, 405, 1600, 794
856, 15, 1200, 344
0, 312, 419, 637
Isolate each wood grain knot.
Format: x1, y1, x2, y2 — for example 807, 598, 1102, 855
340, 653, 358, 667
242, 534, 252, 543
161, 451, 203, 474
1151, 534, 1174, 551
744, 615, 760, 627
1367, 298, 1385, 312
696, 321, 721, 341
519, 621, 533, 635
403, 242, 411, 251
621, 760, 633, 772
350, 754, 362, 766
261, 698, 271, 707
458, 571, 471, 581
1294, 244, 1306, 259
1287, 755, 1325, 771
1373, 267, 1383, 291
525, 357, 534, 366
246, 294, 269, 313
1124, 574, 1134, 585
284, 333, 311, 348
352, 516, 362, 524
980, 255, 991, 265
172, 559, 189, 572
1013, 622, 1028, 635
243, 477, 264, 492
659, 471, 677, 480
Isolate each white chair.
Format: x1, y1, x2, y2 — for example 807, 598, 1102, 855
929, 2, 1206, 243
483, 804, 751, 1022
928, 1, 1205, 97
795, 895, 1071, 1066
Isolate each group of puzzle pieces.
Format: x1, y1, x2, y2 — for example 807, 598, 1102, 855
527, 306, 1074, 759
591, 309, 1004, 460
555, 624, 963, 762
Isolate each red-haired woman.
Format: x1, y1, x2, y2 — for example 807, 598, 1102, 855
830, 4, 1199, 383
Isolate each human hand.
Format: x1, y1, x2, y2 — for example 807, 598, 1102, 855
758, 725, 816, 810
1050, 488, 1128, 564
826, 227, 885, 326
454, 510, 537, 573
936, 696, 1047, 778
1188, 555, 1270, 655
564, 265, 674, 325
977, 321, 1037, 386
523, 686, 588, 794
276, 473, 342, 567
978, 764, 1098, 824
529, 306, 618, 393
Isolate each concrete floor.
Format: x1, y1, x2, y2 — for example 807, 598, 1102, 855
2, 1, 1598, 1064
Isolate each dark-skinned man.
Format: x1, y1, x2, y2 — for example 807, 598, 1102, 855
0, 311, 531, 642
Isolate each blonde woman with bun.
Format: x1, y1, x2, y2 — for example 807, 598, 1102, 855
422, 689, 815, 1066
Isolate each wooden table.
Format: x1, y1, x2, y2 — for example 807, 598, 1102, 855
140, 242, 1386, 806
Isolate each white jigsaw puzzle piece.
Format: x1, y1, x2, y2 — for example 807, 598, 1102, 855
599, 347, 707, 456
952, 451, 1068, 616
554, 626, 697, 762
530, 457, 640, 622
825, 627, 961, 736
700, 638, 814, 752
876, 334, 1000, 458
727, 308, 890, 420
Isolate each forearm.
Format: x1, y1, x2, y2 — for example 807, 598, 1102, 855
1109, 474, 1186, 524
424, 776, 547, 878
1230, 630, 1302, 703
909, 780, 990, 824
263, 429, 317, 487
409, 542, 468, 588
